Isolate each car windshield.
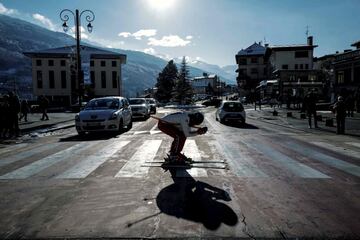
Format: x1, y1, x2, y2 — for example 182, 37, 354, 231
222, 102, 244, 112
85, 99, 119, 110
148, 99, 155, 104
129, 99, 145, 105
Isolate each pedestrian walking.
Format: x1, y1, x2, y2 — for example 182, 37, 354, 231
303, 90, 318, 128
332, 96, 346, 134
8, 91, 21, 137
39, 95, 49, 120
156, 111, 207, 164
19, 99, 30, 122
345, 92, 355, 117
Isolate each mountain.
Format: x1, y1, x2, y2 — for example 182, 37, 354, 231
0, 14, 236, 98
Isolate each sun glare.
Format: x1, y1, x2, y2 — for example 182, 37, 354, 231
147, 0, 176, 11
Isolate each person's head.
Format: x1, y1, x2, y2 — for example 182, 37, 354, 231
338, 96, 344, 102
189, 111, 204, 126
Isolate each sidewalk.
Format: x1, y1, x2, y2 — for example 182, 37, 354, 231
18, 112, 76, 134
246, 104, 360, 137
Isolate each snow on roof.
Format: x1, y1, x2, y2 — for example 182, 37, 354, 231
237, 42, 266, 56
193, 74, 217, 80
24, 45, 126, 61
268, 44, 317, 49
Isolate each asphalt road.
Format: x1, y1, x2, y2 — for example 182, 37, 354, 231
0, 107, 359, 239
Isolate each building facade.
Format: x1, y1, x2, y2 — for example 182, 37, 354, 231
264, 36, 324, 99
24, 45, 126, 106
191, 73, 219, 95
235, 42, 268, 97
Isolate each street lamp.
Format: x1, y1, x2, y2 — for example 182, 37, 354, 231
60, 9, 95, 108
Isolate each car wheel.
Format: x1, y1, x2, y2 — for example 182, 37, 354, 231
220, 118, 225, 124
127, 119, 133, 130
118, 119, 124, 133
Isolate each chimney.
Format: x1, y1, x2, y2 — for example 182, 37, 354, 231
307, 36, 313, 46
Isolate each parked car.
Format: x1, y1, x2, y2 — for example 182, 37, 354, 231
215, 100, 246, 124
129, 98, 151, 119
75, 96, 132, 135
146, 98, 157, 114
202, 98, 222, 107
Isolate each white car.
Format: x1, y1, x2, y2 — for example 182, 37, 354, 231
75, 96, 132, 135
129, 98, 151, 119
215, 100, 246, 124
146, 98, 157, 114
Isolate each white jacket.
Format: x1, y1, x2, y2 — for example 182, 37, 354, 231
161, 112, 198, 137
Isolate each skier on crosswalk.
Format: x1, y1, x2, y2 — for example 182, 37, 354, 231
156, 111, 207, 165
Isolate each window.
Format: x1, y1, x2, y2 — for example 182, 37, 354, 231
112, 71, 118, 88
101, 61, 106, 67
282, 64, 288, 70
251, 68, 258, 74
90, 71, 95, 87
337, 71, 344, 84
239, 69, 247, 75
60, 60, 66, 66
305, 64, 309, 70
300, 64, 303, 69
90, 60, 94, 67
295, 64, 298, 70
295, 51, 309, 58
37, 70, 43, 88
263, 67, 267, 75
112, 61, 117, 67
251, 57, 258, 64
48, 60, 54, 66
61, 71, 67, 88
101, 71, 106, 88
238, 58, 247, 65
49, 71, 55, 88
36, 59, 42, 66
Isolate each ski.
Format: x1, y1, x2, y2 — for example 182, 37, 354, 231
145, 160, 225, 164
141, 163, 227, 169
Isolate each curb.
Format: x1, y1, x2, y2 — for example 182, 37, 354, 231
20, 120, 75, 134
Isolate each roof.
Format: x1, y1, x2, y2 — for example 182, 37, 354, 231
193, 74, 217, 80
351, 40, 360, 47
236, 42, 266, 56
267, 44, 317, 51
23, 45, 127, 63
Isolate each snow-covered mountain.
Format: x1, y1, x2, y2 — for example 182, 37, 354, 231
0, 14, 236, 98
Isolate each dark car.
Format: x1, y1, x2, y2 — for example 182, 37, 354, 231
202, 98, 222, 107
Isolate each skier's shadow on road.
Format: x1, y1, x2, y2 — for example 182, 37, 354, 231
156, 170, 238, 230
59, 132, 120, 142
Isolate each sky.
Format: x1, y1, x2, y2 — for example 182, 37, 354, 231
1, 0, 360, 67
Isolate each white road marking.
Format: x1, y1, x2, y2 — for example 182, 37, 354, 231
345, 142, 360, 149
311, 142, 360, 159
57, 141, 130, 179
0, 142, 96, 179
133, 131, 148, 135
0, 143, 62, 168
0, 143, 28, 155
115, 140, 162, 178
284, 141, 360, 177
253, 141, 330, 178
175, 140, 207, 177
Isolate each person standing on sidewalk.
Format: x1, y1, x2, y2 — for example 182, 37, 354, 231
332, 96, 346, 134
303, 90, 318, 128
8, 91, 21, 137
39, 95, 49, 120
19, 99, 30, 122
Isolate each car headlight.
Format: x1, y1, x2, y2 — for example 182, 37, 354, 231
109, 112, 118, 120
75, 114, 80, 122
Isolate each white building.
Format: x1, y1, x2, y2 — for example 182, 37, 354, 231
191, 74, 219, 95
24, 45, 126, 106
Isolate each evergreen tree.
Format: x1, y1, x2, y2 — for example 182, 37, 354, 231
155, 60, 177, 102
173, 56, 193, 104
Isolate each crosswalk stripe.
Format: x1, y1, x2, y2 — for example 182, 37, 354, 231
0, 142, 97, 179
311, 142, 360, 159
0, 143, 28, 155
282, 141, 360, 177
345, 142, 360, 149
213, 139, 268, 178
0, 143, 62, 168
253, 141, 330, 178
57, 141, 131, 179
175, 140, 208, 178
115, 140, 162, 178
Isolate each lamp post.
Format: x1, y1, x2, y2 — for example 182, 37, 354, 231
60, 9, 95, 108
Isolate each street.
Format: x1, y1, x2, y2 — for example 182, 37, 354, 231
0, 106, 359, 239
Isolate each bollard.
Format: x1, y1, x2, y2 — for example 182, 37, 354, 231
287, 112, 292, 117
325, 118, 333, 127
300, 113, 306, 119
316, 115, 323, 121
